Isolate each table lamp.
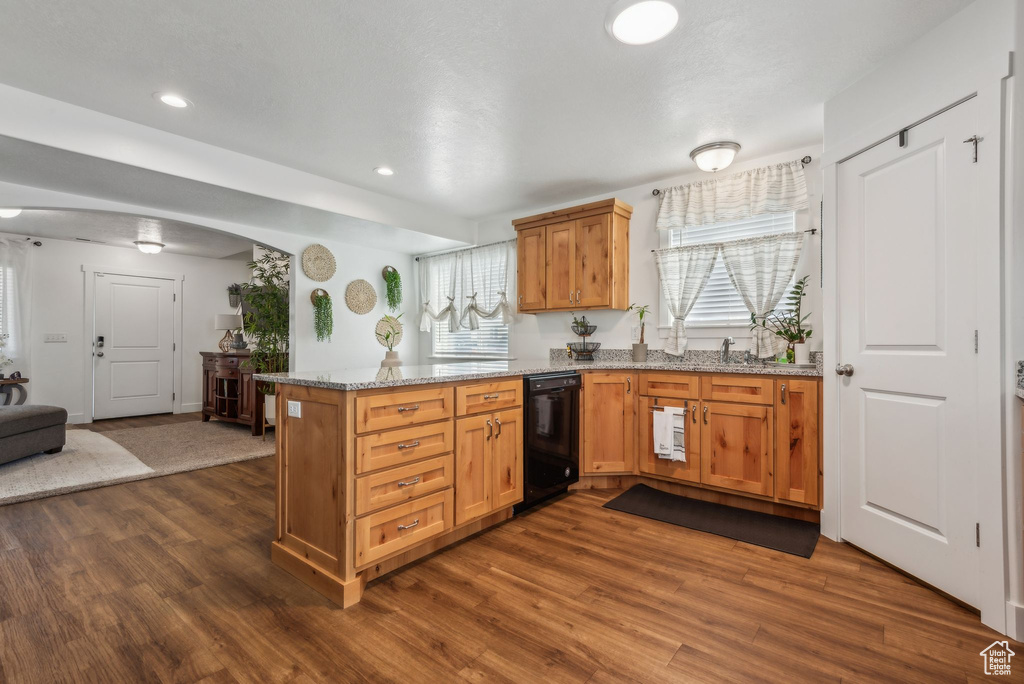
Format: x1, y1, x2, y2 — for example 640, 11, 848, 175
215, 314, 243, 353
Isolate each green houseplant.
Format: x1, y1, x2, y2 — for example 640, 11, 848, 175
749, 275, 812, 362
375, 313, 403, 367
627, 303, 652, 362
227, 283, 243, 308
382, 266, 402, 312
242, 250, 290, 424
312, 289, 333, 342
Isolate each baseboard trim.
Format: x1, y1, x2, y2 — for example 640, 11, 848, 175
1005, 601, 1024, 639
66, 413, 88, 425
179, 403, 203, 414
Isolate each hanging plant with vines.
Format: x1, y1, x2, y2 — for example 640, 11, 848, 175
383, 266, 402, 312
312, 289, 333, 342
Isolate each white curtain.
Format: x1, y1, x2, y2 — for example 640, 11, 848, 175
655, 160, 808, 230
0, 237, 32, 375
720, 233, 804, 358
418, 240, 516, 333
654, 243, 720, 357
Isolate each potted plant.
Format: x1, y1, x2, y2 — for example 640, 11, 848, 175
241, 250, 290, 426
311, 289, 333, 342
376, 313, 404, 367
227, 283, 243, 308
382, 266, 402, 313
749, 275, 812, 363
627, 303, 652, 362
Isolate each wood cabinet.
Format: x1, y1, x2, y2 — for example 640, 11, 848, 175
200, 351, 265, 436
455, 407, 524, 524
774, 379, 820, 506
582, 372, 636, 474
700, 402, 774, 497
638, 396, 700, 483
514, 198, 631, 312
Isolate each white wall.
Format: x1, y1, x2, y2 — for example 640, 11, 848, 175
18, 235, 251, 422
450, 144, 822, 363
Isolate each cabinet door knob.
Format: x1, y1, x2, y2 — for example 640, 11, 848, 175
626, 377, 631, 394
397, 440, 420, 450
397, 476, 421, 487
577, 290, 581, 304
396, 404, 420, 412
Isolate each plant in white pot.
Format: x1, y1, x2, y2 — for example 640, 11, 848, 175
375, 313, 404, 367
241, 250, 290, 428
749, 275, 812, 363
627, 303, 652, 362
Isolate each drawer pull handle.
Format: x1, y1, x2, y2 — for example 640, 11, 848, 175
397, 476, 420, 487
483, 394, 500, 400
486, 419, 493, 440
692, 405, 697, 424
397, 404, 420, 413
703, 406, 708, 424
397, 440, 420, 450
397, 519, 419, 531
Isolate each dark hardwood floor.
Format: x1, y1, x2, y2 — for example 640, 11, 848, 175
0, 455, 1013, 682
69, 411, 203, 433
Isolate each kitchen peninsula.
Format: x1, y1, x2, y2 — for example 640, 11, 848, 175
257, 354, 823, 607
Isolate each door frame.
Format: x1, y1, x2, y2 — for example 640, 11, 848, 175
81, 264, 184, 422
821, 52, 1011, 633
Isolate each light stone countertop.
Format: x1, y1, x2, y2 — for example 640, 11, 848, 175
255, 356, 823, 392
1016, 387, 1024, 401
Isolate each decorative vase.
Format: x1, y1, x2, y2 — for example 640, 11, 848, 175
632, 343, 648, 362
381, 350, 402, 368
230, 333, 247, 351
793, 342, 810, 365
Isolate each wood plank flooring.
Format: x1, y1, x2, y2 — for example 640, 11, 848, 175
0, 456, 1014, 682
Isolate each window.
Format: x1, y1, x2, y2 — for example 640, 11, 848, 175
0, 263, 6, 335
433, 317, 510, 359
664, 212, 796, 327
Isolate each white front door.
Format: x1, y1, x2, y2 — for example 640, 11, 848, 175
93, 272, 175, 419
837, 97, 980, 607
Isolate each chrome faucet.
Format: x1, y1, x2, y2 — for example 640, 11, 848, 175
720, 336, 735, 363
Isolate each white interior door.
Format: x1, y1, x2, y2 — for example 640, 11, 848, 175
837, 97, 980, 607
93, 272, 175, 419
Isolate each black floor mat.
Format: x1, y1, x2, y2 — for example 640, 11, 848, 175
603, 484, 819, 558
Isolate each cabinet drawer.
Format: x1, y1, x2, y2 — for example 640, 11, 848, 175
214, 368, 239, 380
700, 375, 774, 405
640, 372, 700, 399
456, 379, 522, 416
355, 387, 454, 433
355, 422, 453, 474
355, 455, 453, 516
354, 489, 453, 568
217, 356, 241, 368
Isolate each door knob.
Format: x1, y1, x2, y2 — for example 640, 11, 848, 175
96, 351, 104, 357
835, 364, 854, 377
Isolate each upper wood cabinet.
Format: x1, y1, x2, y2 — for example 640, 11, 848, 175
774, 379, 820, 507
582, 372, 636, 474
514, 198, 632, 312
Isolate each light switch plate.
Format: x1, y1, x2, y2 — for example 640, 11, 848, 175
44, 333, 68, 343
287, 400, 302, 418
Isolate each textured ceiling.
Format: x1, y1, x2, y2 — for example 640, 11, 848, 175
0, 0, 970, 219
0, 209, 255, 259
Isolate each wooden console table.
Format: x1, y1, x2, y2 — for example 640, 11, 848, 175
200, 351, 265, 436
0, 377, 28, 406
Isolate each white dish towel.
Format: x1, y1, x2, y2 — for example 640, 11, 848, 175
653, 406, 686, 462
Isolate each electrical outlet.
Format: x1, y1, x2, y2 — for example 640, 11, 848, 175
44, 333, 68, 343
631, 326, 640, 343
287, 400, 302, 418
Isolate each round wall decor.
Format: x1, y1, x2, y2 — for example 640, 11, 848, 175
375, 316, 404, 348
345, 279, 377, 314
301, 244, 337, 282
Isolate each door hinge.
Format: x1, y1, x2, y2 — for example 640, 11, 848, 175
974, 330, 979, 354
977, 522, 981, 547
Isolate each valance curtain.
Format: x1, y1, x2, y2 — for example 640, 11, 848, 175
0, 237, 32, 373
719, 233, 803, 358
654, 243, 719, 357
655, 160, 808, 230
418, 240, 516, 333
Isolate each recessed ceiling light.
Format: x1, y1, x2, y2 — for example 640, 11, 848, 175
690, 141, 741, 172
134, 241, 165, 254
155, 92, 192, 108
0, 208, 22, 218
374, 167, 394, 176
607, 0, 679, 45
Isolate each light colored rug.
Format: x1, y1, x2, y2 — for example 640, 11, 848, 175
0, 431, 154, 505
0, 421, 274, 506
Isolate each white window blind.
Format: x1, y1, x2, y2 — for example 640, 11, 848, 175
433, 317, 509, 358
668, 212, 796, 326
0, 264, 5, 335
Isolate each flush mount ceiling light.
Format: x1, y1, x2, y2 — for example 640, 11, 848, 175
374, 166, 394, 176
690, 141, 741, 172
607, 0, 679, 45
0, 208, 22, 218
154, 92, 192, 108
134, 240, 165, 254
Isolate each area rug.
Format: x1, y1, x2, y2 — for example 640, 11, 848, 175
0, 421, 274, 506
0, 430, 155, 505
604, 484, 820, 558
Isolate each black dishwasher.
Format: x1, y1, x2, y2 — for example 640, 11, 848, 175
514, 371, 581, 514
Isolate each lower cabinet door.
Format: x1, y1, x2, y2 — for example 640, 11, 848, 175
203, 370, 216, 413
455, 414, 493, 524
638, 396, 700, 483
582, 372, 636, 474
700, 401, 774, 497
354, 489, 453, 567
775, 379, 820, 507
491, 408, 524, 509
238, 371, 253, 422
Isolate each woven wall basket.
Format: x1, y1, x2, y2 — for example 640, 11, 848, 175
345, 279, 377, 314
375, 316, 404, 348
301, 244, 337, 282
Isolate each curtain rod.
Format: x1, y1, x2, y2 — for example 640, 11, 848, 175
651, 155, 812, 197
414, 238, 515, 262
